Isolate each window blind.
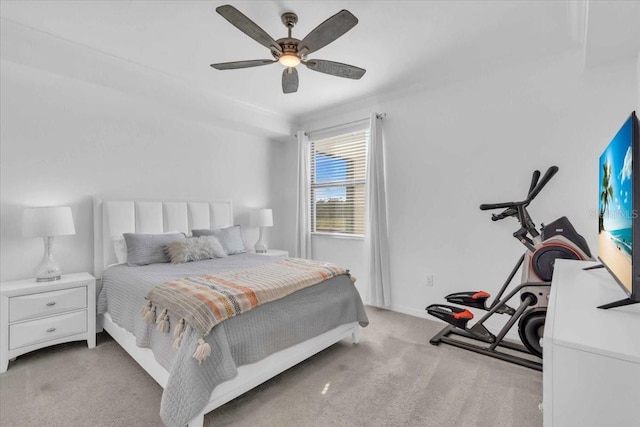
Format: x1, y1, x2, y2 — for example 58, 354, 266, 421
310, 129, 368, 236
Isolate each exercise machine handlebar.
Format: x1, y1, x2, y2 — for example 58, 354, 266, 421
528, 170, 541, 195
526, 166, 558, 201
479, 166, 559, 211
480, 201, 517, 210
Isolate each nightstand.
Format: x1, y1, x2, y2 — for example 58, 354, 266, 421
254, 249, 289, 258
0, 272, 96, 373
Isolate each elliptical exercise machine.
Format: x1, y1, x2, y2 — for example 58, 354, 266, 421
426, 166, 593, 370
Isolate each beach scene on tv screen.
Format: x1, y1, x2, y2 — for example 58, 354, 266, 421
598, 117, 633, 292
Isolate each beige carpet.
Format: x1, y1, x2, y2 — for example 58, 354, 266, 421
0, 307, 542, 427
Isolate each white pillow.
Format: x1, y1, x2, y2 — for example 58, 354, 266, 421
113, 235, 127, 264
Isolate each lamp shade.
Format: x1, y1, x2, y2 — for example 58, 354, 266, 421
254, 208, 273, 227
22, 207, 76, 238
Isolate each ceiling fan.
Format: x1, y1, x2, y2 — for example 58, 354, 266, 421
210, 5, 366, 94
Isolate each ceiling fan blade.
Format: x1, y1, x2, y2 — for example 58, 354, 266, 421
304, 60, 366, 80
298, 10, 358, 55
210, 59, 276, 70
216, 5, 282, 54
282, 68, 299, 94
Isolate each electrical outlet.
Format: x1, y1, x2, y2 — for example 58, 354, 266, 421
425, 274, 434, 287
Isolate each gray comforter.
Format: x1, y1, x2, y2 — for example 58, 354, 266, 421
97, 254, 368, 427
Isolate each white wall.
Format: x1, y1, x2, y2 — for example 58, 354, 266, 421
285, 50, 638, 330
0, 25, 292, 282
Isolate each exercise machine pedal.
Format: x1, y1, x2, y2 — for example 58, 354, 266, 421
445, 291, 490, 309
425, 304, 473, 329
444, 291, 515, 315
426, 304, 497, 342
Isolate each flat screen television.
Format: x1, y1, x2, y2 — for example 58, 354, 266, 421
596, 111, 640, 309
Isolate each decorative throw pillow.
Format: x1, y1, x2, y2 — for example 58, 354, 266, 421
165, 236, 227, 264
191, 225, 246, 255
124, 232, 186, 266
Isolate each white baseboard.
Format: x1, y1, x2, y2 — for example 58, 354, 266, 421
388, 304, 432, 320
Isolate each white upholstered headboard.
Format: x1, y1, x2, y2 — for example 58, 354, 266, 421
93, 197, 233, 278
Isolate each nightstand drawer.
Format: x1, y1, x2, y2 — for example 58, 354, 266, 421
254, 249, 289, 258
9, 310, 87, 350
9, 286, 87, 322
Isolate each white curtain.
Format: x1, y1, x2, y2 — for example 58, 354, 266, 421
295, 130, 312, 259
365, 113, 391, 308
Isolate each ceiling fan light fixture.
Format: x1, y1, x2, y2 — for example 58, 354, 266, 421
278, 54, 301, 68
212, 6, 365, 93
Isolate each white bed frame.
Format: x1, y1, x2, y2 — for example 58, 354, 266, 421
93, 197, 360, 427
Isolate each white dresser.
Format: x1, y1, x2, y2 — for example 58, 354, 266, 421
0, 272, 96, 372
543, 260, 640, 426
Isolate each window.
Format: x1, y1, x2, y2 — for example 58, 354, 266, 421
310, 129, 368, 236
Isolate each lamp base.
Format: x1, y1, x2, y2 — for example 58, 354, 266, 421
34, 236, 63, 282
36, 274, 61, 282
254, 227, 268, 253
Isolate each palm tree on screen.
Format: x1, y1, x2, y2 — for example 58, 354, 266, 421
599, 162, 613, 232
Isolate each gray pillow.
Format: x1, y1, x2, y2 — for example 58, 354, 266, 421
192, 225, 246, 255
165, 236, 227, 264
123, 232, 186, 266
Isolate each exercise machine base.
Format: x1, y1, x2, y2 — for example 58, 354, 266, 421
430, 324, 542, 371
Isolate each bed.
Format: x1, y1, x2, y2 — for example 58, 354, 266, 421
93, 198, 368, 427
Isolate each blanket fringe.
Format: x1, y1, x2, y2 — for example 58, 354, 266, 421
173, 319, 185, 337
192, 338, 211, 364
140, 300, 152, 316
142, 304, 156, 324
156, 309, 170, 333
173, 331, 184, 350
155, 308, 167, 324
347, 270, 357, 283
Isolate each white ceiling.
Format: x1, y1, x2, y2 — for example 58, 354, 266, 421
1, 1, 638, 121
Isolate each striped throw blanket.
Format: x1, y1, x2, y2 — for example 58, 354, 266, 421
141, 258, 352, 363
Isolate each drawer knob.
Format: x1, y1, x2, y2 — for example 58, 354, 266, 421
46, 328, 56, 333
46, 302, 56, 307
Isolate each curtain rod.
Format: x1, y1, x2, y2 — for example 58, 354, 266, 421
303, 112, 387, 136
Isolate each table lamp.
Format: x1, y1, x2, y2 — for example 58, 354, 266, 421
22, 206, 76, 282
252, 208, 273, 253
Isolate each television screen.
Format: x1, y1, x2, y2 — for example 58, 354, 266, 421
597, 111, 639, 308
